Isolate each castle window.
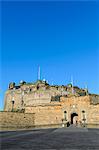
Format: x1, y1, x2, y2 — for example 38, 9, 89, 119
64, 111, 67, 120
12, 100, 14, 105
11, 100, 15, 111
56, 87, 58, 90
82, 110, 85, 113
82, 110, 86, 121
37, 85, 39, 90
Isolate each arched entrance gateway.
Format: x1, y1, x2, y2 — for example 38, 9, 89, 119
71, 112, 78, 125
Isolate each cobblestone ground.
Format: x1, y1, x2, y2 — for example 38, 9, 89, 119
0, 127, 99, 150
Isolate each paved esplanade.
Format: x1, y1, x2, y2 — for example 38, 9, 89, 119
0, 127, 99, 150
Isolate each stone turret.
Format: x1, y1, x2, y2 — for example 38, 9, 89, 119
9, 82, 15, 89
19, 80, 26, 85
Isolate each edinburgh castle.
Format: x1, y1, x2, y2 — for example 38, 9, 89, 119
1, 78, 99, 130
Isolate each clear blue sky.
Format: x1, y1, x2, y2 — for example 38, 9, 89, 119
1, 1, 99, 110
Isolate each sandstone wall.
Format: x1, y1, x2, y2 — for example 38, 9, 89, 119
4, 88, 59, 111
25, 96, 99, 127
60, 96, 99, 125
4, 90, 23, 111
25, 104, 63, 126
0, 111, 35, 130
88, 105, 99, 124
60, 96, 90, 122
2, 95, 99, 129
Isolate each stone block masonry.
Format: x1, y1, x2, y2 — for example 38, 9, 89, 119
25, 96, 99, 128
26, 103, 62, 126
0, 111, 35, 130
2, 80, 99, 129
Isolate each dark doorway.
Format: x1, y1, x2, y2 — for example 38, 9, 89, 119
71, 113, 78, 124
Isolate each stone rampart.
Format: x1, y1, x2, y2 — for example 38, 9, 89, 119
0, 111, 35, 130
25, 96, 99, 128
26, 104, 62, 126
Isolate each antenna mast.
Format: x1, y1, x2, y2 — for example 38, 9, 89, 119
85, 84, 88, 95
38, 66, 41, 80
71, 76, 74, 94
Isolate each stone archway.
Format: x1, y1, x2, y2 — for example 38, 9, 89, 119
71, 113, 78, 124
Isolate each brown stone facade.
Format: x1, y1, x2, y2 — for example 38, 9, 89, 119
0, 112, 35, 130
4, 80, 88, 112
3, 80, 99, 128
25, 96, 99, 127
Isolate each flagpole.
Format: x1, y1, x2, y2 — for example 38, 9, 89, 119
38, 66, 40, 80
71, 76, 74, 94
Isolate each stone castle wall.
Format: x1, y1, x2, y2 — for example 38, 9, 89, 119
4, 80, 87, 112
1, 95, 99, 130
4, 91, 22, 111
25, 104, 62, 126
60, 96, 99, 125
0, 112, 35, 130
25, 96, 99, 127
3, 80, 99, 129
4, 86, 61, 111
